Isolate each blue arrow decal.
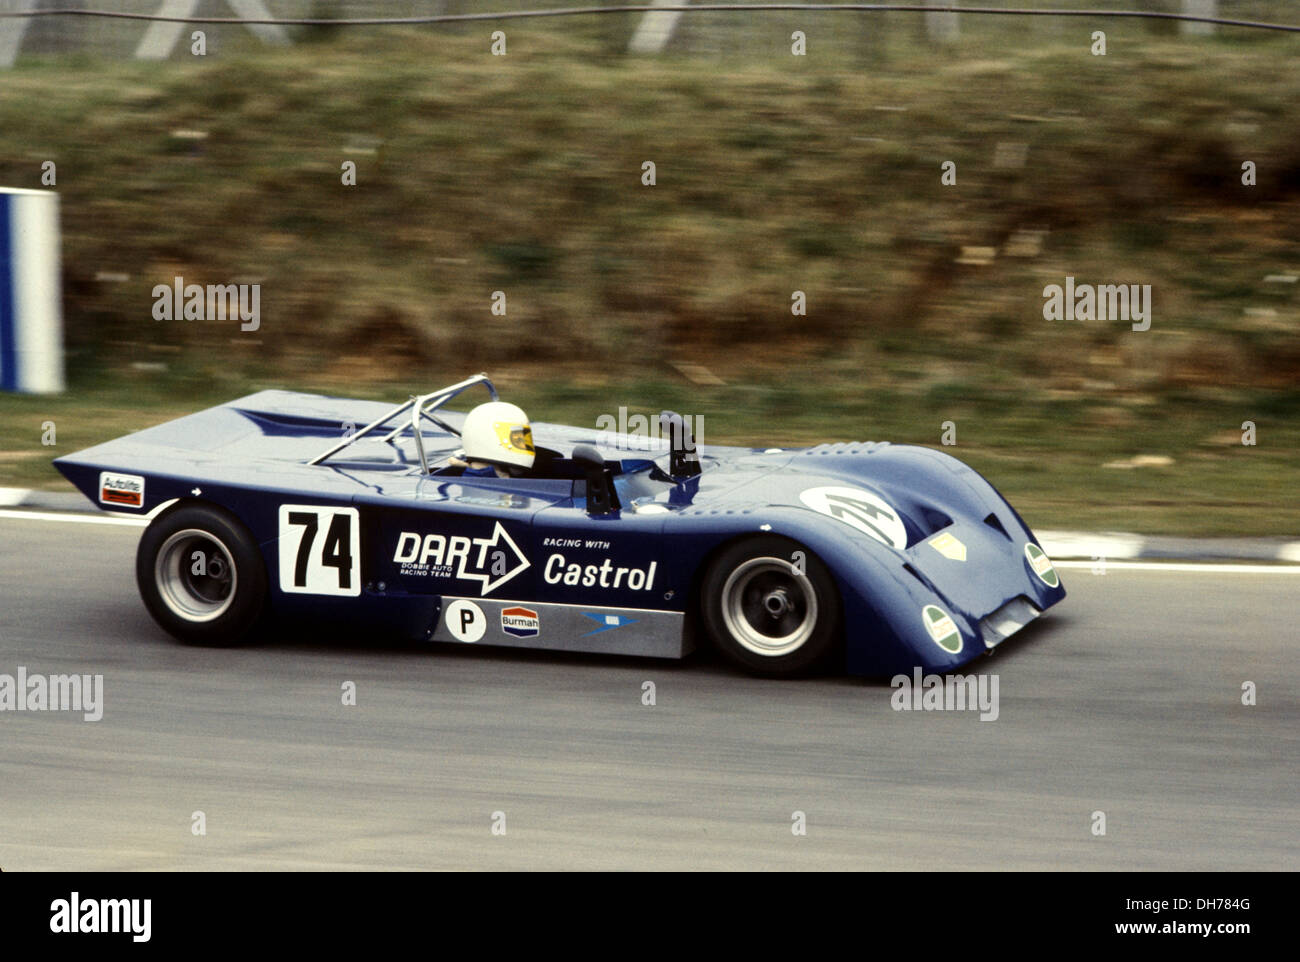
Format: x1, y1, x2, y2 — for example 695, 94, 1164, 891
583, 612, 638, 635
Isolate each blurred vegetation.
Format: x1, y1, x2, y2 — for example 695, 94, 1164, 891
0, 19, 1298, 535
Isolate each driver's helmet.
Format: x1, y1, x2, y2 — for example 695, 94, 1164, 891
460, 401, 535, 470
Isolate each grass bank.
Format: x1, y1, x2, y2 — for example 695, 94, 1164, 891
0, 25, 1297, 534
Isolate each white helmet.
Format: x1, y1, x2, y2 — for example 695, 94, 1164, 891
461, 401, 535, 470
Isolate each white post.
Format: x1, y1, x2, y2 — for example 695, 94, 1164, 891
629, 0, 690, 54
925, 0, 959, 44
136, 0, 289, 60
135, 0, 201, 60
0, 188, 64, 394
1181, 0, 1217, 37
226, 0, 290, 46
0, 0, 36, 68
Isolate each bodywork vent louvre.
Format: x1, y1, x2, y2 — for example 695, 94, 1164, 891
984, 513, 1011, 540
802, 442, 888, 456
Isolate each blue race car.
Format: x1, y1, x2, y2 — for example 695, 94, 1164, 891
53, 373, 1064, 676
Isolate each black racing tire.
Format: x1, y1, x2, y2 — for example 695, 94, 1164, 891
699, 535, 842, 677
136, 503, 268, 646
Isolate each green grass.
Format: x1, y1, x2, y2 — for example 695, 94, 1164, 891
1, 25, 1298, 535
3, 365, 1295, 537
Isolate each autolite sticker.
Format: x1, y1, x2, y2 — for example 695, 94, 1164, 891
99, 472, 145, 508
501, 606, 539, 638
922, 605, 963, 654
1025, 543, 1060, 588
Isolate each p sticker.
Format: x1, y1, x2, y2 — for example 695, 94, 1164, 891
445, 599, 486, 643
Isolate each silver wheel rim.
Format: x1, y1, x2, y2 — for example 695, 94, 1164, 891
721, 556, 818, 657
155, 528, 237, 622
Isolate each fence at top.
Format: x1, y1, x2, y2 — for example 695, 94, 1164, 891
1, 1, 1298, 66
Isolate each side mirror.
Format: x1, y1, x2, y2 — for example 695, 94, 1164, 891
572, 444, 620, 516
659, 411, 701, 478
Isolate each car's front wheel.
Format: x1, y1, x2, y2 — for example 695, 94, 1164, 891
136, 503, 268, 645
700, 536, 842, 676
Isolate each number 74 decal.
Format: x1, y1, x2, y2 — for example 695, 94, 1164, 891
278, 505, 361, 596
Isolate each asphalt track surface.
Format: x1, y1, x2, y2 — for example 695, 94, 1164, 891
1, 514, 1296, 870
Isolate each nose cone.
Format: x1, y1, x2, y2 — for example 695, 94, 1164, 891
905, 525, 1065, 637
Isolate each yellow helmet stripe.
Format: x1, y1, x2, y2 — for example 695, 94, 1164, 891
493, 421, 534, 454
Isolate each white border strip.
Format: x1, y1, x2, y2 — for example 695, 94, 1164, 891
1037, 530, 1145, 560
1056, 560, 1300, 574
0, 487, 32, 506
0, 508, 147, 527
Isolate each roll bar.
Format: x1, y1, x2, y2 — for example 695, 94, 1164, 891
306, 373, 499, 474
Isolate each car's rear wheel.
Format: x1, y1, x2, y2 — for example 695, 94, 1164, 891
137, 503, 268, 646
700, 536, 841, 676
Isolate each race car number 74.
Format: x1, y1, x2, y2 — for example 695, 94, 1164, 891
277, 505, 360, 596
